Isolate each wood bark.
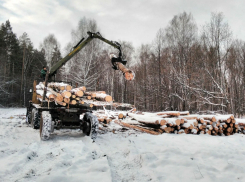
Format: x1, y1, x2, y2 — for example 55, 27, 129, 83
157, 111, 180, 117
116, 62, 135, 81
114, 120, 160, 135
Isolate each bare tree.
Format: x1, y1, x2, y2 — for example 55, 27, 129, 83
39, 34, 61, 68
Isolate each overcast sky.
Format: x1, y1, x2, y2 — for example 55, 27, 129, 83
1, 0, 245, 54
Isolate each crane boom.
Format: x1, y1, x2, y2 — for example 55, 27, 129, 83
49, 31, 122, 78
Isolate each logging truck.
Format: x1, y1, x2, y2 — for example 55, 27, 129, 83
26, 32, 134, 141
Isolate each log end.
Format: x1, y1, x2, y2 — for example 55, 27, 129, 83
124, 71, 135, 81
66, 85, 72, 91
105, 96, 113, 102
76, 90, 84, 97
118, 113, 124, 119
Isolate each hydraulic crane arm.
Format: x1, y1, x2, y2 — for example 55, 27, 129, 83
49, 31, 125, 78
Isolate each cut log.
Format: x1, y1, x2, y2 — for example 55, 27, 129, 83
86, 96, 92, 100
104, 118, 112, 124
110, 54, 135, 81
36, 90, 55, 100
199, 115, 217, 122
48, 82, 72, 91
179, 116, 197, 120
55, 101, 66, 106
118, 113, 124, 119
160, 119, 167, 125
61, 91, 72, 98
199, 118, 205, 124
85, 92, 113, 102
182, 122, 194, 129
64, 98, 70, 104
180, 118, 185, 124
55, 93, 63, 102
71, 88, 84, 97
227, 127, 232, 133
215, 115, 233, 122
206, 125, 213, 130
200, 131, 205, 134
37, 83, 64, 102
138, 120, 160, 125
175, 119, 181, 126
117, 63, 135, 81
78, 86, 86, 91
94, 93, 113, 102
157, 111, 180, 117
98, 118, 105, 122
79, 101, 93, 108
114, 120, 160, 135
70, 100, 77, 105
178, 129, 185, 134
84, 92, 97, 98
238, 123, 245, 127
184, 128, 190, 134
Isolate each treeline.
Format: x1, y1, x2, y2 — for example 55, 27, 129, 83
0, 20, 46, 107
1, 12, 245, 117
75, 13, 245, 117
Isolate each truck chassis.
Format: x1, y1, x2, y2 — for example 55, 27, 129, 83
26, 101, 98, 141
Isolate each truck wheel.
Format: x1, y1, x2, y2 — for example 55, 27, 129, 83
26, 109, 32, 124
40, 111, 52, 141
83, 112, 98, 141
31, 108, 40, 129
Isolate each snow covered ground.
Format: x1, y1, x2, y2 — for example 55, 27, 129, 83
0, 108, 245, 182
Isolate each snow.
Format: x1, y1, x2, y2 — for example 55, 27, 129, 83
236, 119, 245, 124
0, 108, 245, 182
127, 113, 162, 123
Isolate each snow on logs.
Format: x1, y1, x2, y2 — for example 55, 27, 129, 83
71, 88, 84, 97
48, 82, 72, 91
122, 111, 243, 136
114, 120, 160, 135
35, 82, 113, 107
84, 92, 112, 102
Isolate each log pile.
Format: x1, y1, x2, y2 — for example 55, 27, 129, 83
35, 82, 115, 108
109, 111, 245, 136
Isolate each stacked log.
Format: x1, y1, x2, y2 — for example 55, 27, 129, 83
84, 92, 112, 102
35, 82, 114, 107
118, 111, 243, 136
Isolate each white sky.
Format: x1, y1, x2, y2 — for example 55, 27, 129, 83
1, 0, 245, 54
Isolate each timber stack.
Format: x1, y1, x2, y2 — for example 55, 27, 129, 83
108, 110, 245, 136
35, 82, 126, 109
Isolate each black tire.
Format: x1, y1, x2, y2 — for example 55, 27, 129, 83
26, 109, 32, 124
40, 111, 52, 141
83, 112, 98, 141
31, 108, 40, 129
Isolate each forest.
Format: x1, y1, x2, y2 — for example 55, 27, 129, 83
1, 12, 245, 117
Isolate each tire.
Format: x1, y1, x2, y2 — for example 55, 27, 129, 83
26, 109, 32, 124
31, 108, 40, 129
83, 112, 98, 141
40, 111, 52, 141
